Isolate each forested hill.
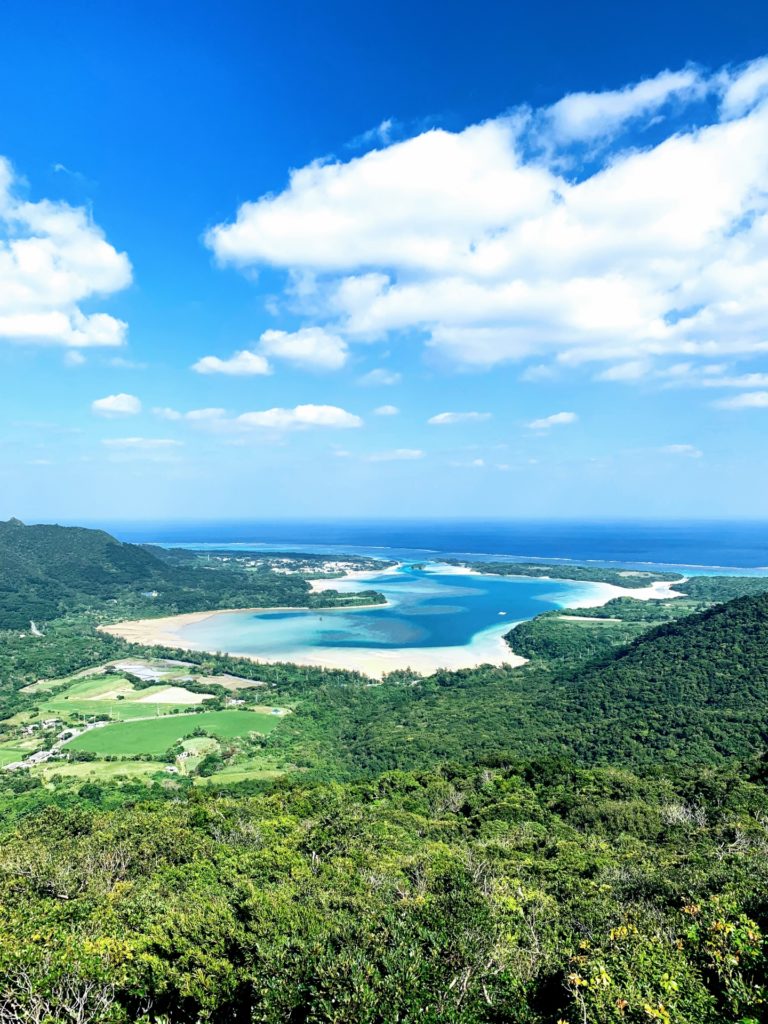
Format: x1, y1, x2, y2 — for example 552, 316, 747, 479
0, 519, 380, 628
0, 519, 162, 627
548, 590, 768, 764
289, 590, 768, 776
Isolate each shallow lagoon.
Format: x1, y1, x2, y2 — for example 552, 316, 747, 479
176, 563, 609, 665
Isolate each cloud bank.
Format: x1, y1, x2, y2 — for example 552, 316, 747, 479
206, 58, 768, 401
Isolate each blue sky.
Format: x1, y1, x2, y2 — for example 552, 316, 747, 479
1, 0, 768, 521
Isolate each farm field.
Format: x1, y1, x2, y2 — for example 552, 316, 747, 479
64, 709, 285, 756
0, 746, 28, 766
36, 671, 215, 721
35, 760, 166, 783
203, 674, 267, 690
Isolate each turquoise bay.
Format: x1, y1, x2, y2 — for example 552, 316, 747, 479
174, 564, 614, 675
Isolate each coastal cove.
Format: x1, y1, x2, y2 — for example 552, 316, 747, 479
102, 562, 684, 678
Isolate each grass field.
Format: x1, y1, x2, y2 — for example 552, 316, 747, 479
0, 747, 28, 766
37, 672, 214, 721
35, 760, 165, 783
64, 709, 285, 756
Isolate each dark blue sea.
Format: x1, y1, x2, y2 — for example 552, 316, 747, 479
99, 519, 768, 572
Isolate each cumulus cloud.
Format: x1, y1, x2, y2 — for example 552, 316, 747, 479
659, 443, 703, 458
237, 404, 362, 429
206, 58, 768, 377
91, 393, 141, 417
358, 368, 401, 386
428, 411, 491, 425
0, 156, 131, 348
714, 391, 768, 409
192, 350, 271, 376
527, 411, 578, 431
366, 448, 424, 462
374, 404, 399, 416
193, 327, 347, 375
259, 326, 348, 369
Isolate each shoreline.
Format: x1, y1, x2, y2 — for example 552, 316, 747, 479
100, 561, 685, 679
430, 563, 686, 605
308, 562, 403, 592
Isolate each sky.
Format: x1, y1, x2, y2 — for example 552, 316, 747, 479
1, 0, 768, 522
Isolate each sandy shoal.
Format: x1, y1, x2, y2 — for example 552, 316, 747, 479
430, 564, 687, 607
308, 563, 402, 592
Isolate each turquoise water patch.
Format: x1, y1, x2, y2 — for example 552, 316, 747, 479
177, 564, 604, 657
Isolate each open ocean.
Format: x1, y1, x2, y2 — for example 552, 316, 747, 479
102, 520, 768, 572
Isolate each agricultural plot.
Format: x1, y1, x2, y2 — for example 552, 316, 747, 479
35, 760, 166, 783
203, 674, 266, 691
0, 746, 28, 767
64, 709, 285, 757
36, 671, 215, 721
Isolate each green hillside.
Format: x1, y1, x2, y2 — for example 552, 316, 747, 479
0, 519, 381, 629
0, 518, 161, 626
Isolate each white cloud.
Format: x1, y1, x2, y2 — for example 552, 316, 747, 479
91, 393, 141, 417
64, 350, 86, 367
596, 360, 652, 382
527, 411, 578, 431
102, 437, 182, 450
374, 404, 399, 416
545, 68, 704, 143
428, 411, 491, 425
720, 57, 768, 118
193, 327, 348, 376
677, 370, 768, 389
349, 118, 396, 149
192, 350, 271, 376
154, 407, 226, 422
237, 404, 362, 429
0, 156, 131, 347
205, 59, 768, 377
715, 391, 768, 409
659, 443, 703, 458
366, 448, 424, 462
358, 368, 401, 386
259, 326, 348, 370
